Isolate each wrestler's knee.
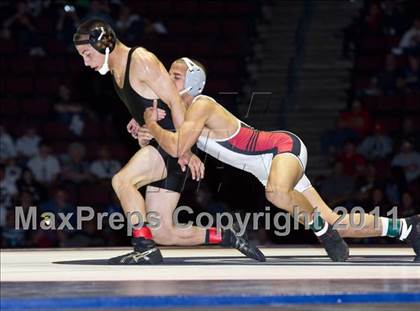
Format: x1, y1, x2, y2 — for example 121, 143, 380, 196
113, 167, 149, 193
111, 170, 124, 193
265, 185, 293, 206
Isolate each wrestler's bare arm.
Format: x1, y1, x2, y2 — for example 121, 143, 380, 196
133, 50, 186, 129
145, 98, 212, 158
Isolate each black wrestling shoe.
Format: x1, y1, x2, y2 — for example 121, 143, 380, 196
108, 238, 163, 265
317, 224, 349, 262
221, 223, 266, 262
404, 215, 420, 262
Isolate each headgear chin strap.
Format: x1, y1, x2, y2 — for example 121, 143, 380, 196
180, 57, 206, 97
98, 47, 110, 75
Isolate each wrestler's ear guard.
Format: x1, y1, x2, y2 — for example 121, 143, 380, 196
179, 57, 206, 97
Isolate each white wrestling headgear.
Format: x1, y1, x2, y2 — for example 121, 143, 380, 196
179, 57, 206, 97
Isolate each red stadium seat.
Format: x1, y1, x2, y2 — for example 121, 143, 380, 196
212, 59, 239, 76
129, 1, 148, 13
173, 1, 198, 16
221, 20, 249, 34
38, 58, 67, 74
6, 77, 34, 95
0, 98, 20, 115
46, 39, 68, 55
167, 20, 194, 35
12, 57, 36, 74
42, 122, 73, 140
148, 0, 173, 16
83, 123, 103, 140
85, 142, 101, 161
375, 117, 401, 132
190, 40, 214, 58
355, 56, 383, 73
354, 76, 371, 91
37, 17, 53, 34
78, 184, 111, 206
0, 39, 17, 55
50, 141, 69, 155
68, 58, 84, 73
108, 144, 130, 161
198, 1, 223, 16
363, 96, 378, 111
35, 77, 60, 95
21, 98, 51, 118
158, 39, 185, 56
374, 96, 404, 112
195, 20, 220, 35
224, 2, 253, 15
386, 36, 401, 49
404, 94, 420, 112
359, 36, 387, 51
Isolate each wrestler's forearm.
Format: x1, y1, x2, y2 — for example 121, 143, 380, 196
147, 121, 179, 157
168, 97, 187, 130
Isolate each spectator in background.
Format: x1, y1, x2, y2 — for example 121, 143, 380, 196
399, 191, 417, 217
16, 127, 41, 158
40, 189, 75, 223
394, 118, 420, 149
381, 0, 408, 36
362, 2, 384, 36
65, 219, 105, 247
194, 183, 228, 219
146, 20, 168, 36
355, 164, 377, 197
16, 188, 36, 209
336, 141, 367, 176
2, 191, 37, 247
5, 158, 22, 185
56, 2, 81, 49
370, 54, 404, 96
2, 1, 45, 56
35, 189, 75, 247
391, 140, 420, 183
400, 55, 420, 93
83, 0, 114, 27
16, 168, 44, 203
357, 122, 393, 161
384, 166, 406, 206
366, 187, 390, 216
320, 162, 355, 206
61, 142, 93, 185
90, 145, 121, 180
27, 143, 61, 184
0, 126, 17, 164
3, 191, 37, 247
0, 164, 18, 212
2, 210, 26, 248
321, 118, 359, 156
338, 99, 372, 136
54, 84, 85, 136
393, 17, 420, 56
341, 6, 364, 59
116, 6, 145, 44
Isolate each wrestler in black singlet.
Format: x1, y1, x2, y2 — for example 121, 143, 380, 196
112, 47, 187, 192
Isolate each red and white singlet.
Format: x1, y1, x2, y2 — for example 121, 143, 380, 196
195, 96, 312, 192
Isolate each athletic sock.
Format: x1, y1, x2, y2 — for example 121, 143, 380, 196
131, 222, 156, 251
380, 217, 412, 241
133, 223, 153, 240
205, 227, 223, 244
309, 213, 329, 237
